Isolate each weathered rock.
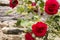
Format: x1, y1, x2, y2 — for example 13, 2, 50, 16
2, 27, 24, 34
6, 35, 21, 40
0, 22, 8, 28
0, 30, 8, 40
0, 29, 22, 40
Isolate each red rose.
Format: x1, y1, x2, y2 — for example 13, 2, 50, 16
32, 22, 47, 37
25, 33, 35, 40
32, 2, 36, 6
45, 0, 59, 15
9, 0, 18, 8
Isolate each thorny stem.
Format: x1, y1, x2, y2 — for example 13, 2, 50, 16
44, 31, 48, 40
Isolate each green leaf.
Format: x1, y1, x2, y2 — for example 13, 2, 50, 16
21, 20, 28, 27
27, 21, 34, 26
39, 2, 44, 8
40, 7, 44, 12
6, 10, 13, 15
17, 6, 24, 13
16, 19, 21, 26
39, 0, 44, 8
53, 15, 60, 22
44, 31, 48, 40
24, 0, 29, 3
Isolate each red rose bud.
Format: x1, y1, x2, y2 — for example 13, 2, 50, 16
33, 8, 38, 13
25, 33, 35, 40
45, 0, 59, 15
32, 22, 47, 37
9, 0, 18, 8
34, 9, 38, 13
32, 2, 36, 6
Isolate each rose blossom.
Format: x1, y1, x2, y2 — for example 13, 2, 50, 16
9, 0, 18, 8
31, 2, 36, 6
32, 22, 47, 37
25, 32, 35, 40
45, 0, 59, 15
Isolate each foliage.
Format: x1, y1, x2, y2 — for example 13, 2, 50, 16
7, 0, 60, 40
